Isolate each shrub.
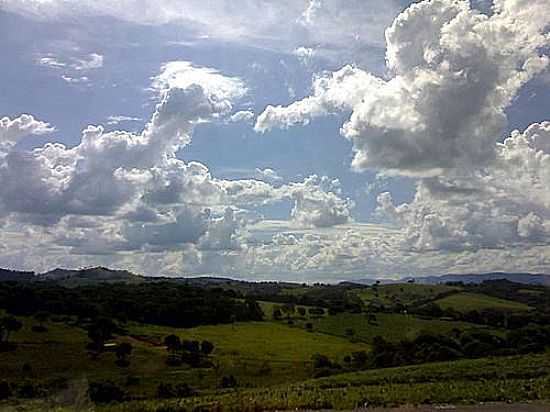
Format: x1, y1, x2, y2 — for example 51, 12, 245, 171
157, 382, 194, 399
0, 381, 12, 400
200, 340, 214, 356
221, 375, 238, 388
88, 381, 125, 404
311, 353, 332, 369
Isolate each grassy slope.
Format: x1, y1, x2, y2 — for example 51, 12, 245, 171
0, 317, 368, 398
297, 312, 495, 342
99, 352, 550, 411
356, 284, 461, 306
436, 292, 531, 312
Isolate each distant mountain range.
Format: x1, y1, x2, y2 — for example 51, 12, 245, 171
1, 267, 550, 287
0, 266, 144, 287
405, 272, 550, 286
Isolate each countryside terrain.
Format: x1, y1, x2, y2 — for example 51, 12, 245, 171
1, 268, 550, 411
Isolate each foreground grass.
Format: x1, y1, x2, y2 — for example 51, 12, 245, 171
97, 353, 550, 411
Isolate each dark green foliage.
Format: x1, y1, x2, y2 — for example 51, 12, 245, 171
164, 335, 181, 354
0, 316, 22, 343
220, 375, 237, 388
308, 307, 324, 316
157, 382, 194, 399
200, 340, 214, 356
115, 342, 133, 366
87, 318, 117, 353
182, 339, 200, 353
0, 282, 264, 328
89, 381, 125, 404
311, 353, 333, 369
0, 381, 12, 400
272, 307, 283, 320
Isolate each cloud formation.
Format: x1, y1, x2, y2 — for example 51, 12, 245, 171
4, 0, 401, 64
257, 0, 549, 176
376, 122, 550, 251
0, 114, 54, 149
0, 61, 352, 270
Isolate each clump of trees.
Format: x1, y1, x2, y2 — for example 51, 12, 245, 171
0, 316, 22, 351
115, 342, 133, 367
163, 335, 215, 367
0, 282, 264, 329
363, 326, 550, 370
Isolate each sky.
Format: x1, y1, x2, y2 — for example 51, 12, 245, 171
0, 0, 549, 282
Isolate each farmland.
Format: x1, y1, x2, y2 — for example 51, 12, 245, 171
2, 271, 550, 411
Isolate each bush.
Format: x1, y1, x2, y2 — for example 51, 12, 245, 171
220, 375, 238, 388
200, 340, 214, 356
31, 325, 48, 333
0, 381, 12, 400
17, 382, 44, 399
311, 353, 332, 369
125, 376, 140, 386
157, 382, 194, 399
88, 381, 125, 404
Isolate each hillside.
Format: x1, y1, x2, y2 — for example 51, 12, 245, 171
2, 270, 550, 411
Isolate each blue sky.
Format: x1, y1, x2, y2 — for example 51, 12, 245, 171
0, 0, 549, 281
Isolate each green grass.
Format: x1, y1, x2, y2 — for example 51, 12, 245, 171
126, 321, 367, 388
0, 316, 368, 399
257, 301, 326, 321
356, 284, 461, 307
295, 312, 496, 343
96, 352, 550, 411
2, 316, 550, 412
435, 292, 531, 312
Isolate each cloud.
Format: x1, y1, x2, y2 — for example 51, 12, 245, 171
255, 65, 379, 132
72, 53, 103, 70
293, 46, 316, 66
256, 0, 550, 176
254, 167, 282, 184
106, 115, 142, 126
286, 175, 354, 228
376, 121, 550, 252
229, 110, 255, 124
0, 59, 352, 274
6, 0, 401, 64
0, 114, 54, 148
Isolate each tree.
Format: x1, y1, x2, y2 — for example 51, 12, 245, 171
182, 339, 200, 353
201, 340, 214, 356
367, 312, 377, 325
34, 311, 49, 328
311, 353, 332, 369
87, 318, 116, 353
297, 307, 307, 317
32, 311, 49, 332
0, 316, 22, 343
272, 308, 283, 321
164, 334, 181, 355
115, 342, 133, 367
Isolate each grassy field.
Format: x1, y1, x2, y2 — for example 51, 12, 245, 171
0, 316, 368, 399
356, 284, 461, 307
435, 292, 531, 312
295, 312, 496, 343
